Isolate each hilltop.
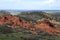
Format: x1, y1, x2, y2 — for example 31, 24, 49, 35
17, 11, 56, 21
0, 11, 59, 35
0, 10, 11, 16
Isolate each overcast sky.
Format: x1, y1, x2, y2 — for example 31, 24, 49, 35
0, 0, 60, 10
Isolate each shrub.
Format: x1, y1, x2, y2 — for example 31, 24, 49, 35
0, 25, 13, 34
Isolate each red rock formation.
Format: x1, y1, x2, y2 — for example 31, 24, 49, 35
35, 19, 60, 35
0, 15, 60, 35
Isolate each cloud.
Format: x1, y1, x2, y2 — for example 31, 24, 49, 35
21, 0, 54, 4
17, 0, 55, 9
0, 0, 21, 3
0, 0, 55, 6
19, 0, 55, 7
45, 0, 54, 4
0, 0, 58, 10
11, 0, 55, 10
4, 0, 15, 2
1, 0, 14, 2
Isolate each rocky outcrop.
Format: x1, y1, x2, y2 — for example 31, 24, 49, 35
0, 15, 60, 35
35, 18, 60, 35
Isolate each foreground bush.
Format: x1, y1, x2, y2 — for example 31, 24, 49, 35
0, 25, 13, 34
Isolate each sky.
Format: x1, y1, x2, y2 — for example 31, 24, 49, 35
0, 0, 60, 10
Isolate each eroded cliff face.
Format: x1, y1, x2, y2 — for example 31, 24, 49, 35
0, 15, 60, 35
35, 18, 60, 35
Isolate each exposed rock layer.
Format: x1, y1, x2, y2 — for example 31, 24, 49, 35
0, 15, 60, 35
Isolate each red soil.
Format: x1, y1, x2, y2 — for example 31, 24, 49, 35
0, 15, 60, 35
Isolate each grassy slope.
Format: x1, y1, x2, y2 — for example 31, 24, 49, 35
17, 12, 54, 22
0, 10, 11, 16
50, 12, 60, 21
0, 32, 60, 40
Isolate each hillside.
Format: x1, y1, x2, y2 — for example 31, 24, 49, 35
0, 11, 60, 40
50, 12, 60, 21
0, 13, 59, 35
17, 11, 56, 21
0, 10, 11, 16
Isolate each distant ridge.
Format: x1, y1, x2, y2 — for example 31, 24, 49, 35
0, 10, 60, 12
